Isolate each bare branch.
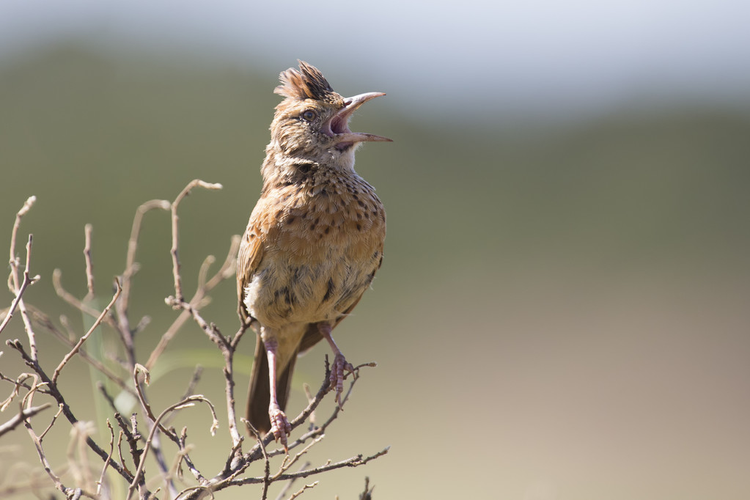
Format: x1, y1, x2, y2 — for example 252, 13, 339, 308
21, 401, 71, 498
53, 269, 116, 328
18, 236, 41, 362
0, 261, 39, 336
115, 430, 128, 478
162, 366, 204, 429
0, 403, 51, 437
274, 461, 311, 500
120, 199, 171, 313
6, 339, 137, 485
196, 255, 215, 291
4, 187, 387, 500
131, 361, 214, 494
164, 295, 248, 448
1, 372, 34, 411
359, 476, 374, 500
59, 314, 77, 341
126, 395, 219, 500
3, 235, 42, 361
247, 422, 272, 500
202, 234, 241, 291
287, 480, 318, 500
83, 224, 95, 301
38, 404, 64, 440
164, 297, 228, 348
52, 278, 122, 383
175, 426, 209, 485
145, 309, 190, 370
146, 234, 239, 370
182, 366, 204, 399
169, 179, 223, 303
114, 199, 171, 374
7, 195, 36, 293
302, 384, 316, 428
67, 421, 97, 493
113, 412, 141, 472
132, 364, 155, 421
97, 420, 116, 497
44, 322, 133, 395
268, 362, 375, 458
233, 447, 390, 487
271, 437, 324, 485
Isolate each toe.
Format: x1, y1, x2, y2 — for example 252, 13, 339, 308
269, 407, 291, 450
329, 354, 354, 405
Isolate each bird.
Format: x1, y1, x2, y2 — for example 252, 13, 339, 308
237, 61, 390, 448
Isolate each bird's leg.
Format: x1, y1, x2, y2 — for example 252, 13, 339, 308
264, 337, 291, 450
318, 323, 354, 406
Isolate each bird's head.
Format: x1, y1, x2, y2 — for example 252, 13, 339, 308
268, 61, 390, 169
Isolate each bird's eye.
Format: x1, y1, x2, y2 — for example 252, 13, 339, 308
301, 110, 317, 121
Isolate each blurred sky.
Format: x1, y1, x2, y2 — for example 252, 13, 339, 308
2, 0, 750, 121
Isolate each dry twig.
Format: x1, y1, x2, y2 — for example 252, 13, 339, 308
168, 180, 223, 303
0, 403, 51, 438
83, 224, 95, 302
52, 279, 122, 384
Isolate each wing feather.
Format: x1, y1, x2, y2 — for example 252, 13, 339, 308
236, 208, 266, 322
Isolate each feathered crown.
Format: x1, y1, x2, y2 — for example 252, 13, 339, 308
274, 61, 338, 102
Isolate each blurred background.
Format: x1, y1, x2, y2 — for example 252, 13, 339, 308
1, 1, 749, 499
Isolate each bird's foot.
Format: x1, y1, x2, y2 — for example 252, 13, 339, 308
330, 353, 354, 407
269, 404, 291, 451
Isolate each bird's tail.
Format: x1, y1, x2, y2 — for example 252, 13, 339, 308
246, 335, 298, 435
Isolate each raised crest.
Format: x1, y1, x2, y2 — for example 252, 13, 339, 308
274, 60, 338, 102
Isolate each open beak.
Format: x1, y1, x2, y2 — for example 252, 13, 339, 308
324, 92, 392, 150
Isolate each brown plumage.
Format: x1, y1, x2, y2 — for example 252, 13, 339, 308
237, 61, 390, 447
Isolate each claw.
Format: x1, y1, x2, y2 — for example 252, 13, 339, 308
318, 324, 354, 407
330, 353, 354, 406
269, 403, 291, 451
